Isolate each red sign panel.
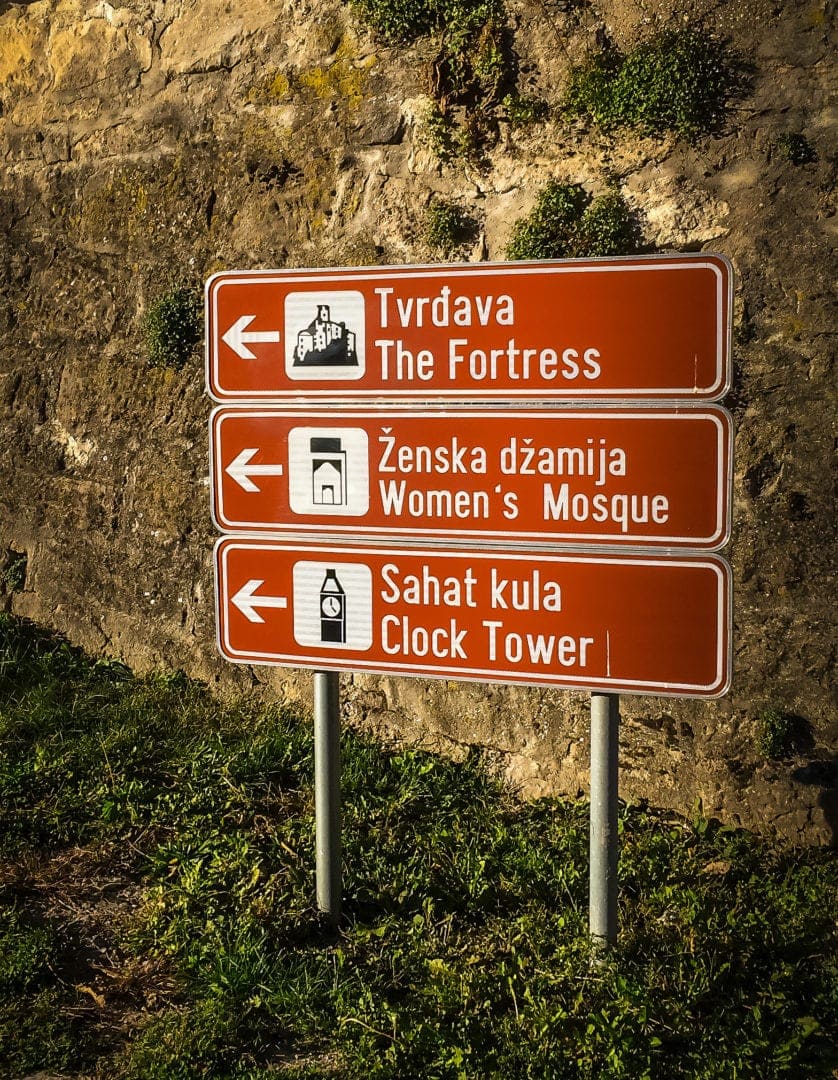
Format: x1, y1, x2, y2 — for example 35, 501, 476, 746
215, 538, 731, 697
206, 256, 731, 402
210, 407, 732, 549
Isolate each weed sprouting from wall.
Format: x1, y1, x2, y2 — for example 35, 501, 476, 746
506, 180, 640, 261
352, 0, 509, 160
573, 187, 640, 256
506, 181, 586, 261
0, 550, 27, 594
144, 287, 202, 369
564, 28, 738, 138
421, 100, 458, 162
502, 92, 548, 127
349, 0, 437, 42
773, 133, 816, 165
424, 198, 476, 256
755, 705, 797, 759
440, 3, 507, 102
350, 0, 503, 54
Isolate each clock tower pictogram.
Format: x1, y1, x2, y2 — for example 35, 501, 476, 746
319, 569, 346, 643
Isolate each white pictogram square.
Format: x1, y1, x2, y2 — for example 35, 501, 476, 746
288, 427, 369, 516
284, 291, 366, 381
292, 561, 373, 650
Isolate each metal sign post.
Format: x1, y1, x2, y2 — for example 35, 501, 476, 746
589, 691, 620, 949
314, 670, 341, 924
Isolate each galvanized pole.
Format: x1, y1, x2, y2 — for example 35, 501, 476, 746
314, 670, 341, 925
589, 691, 619, 949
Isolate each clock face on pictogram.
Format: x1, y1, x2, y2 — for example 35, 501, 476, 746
321, 595, 343, 618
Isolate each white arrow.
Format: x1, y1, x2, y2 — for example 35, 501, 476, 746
225, 448, 284, 493
231, 579, 288, 623
222, 315, 281, 359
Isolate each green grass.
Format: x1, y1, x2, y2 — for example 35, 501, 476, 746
0, 613, 836, 1078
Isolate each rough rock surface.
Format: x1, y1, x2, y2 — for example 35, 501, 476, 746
1, 0, 835, 843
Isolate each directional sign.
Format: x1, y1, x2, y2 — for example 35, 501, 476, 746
210, 407, 732, 549
206, 255, 731, 403
215, 538, 731, 697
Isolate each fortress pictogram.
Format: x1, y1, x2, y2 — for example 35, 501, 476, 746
293, 304, 358, 367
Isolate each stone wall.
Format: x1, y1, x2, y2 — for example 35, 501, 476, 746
1, 0, 835, 843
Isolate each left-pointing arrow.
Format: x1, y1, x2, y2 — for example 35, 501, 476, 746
231, 579, 288, 623
222, 315, 281, 360
225, 448, 284, 493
